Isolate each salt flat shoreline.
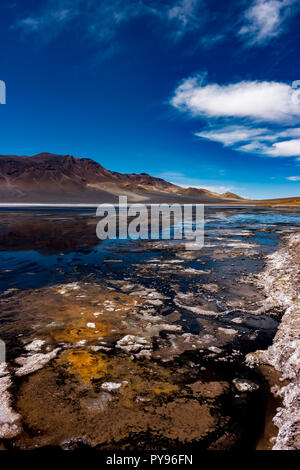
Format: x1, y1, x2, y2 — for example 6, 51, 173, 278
247, 232, 300, 450
1, 203, 299, 210
0, 202, 284, 209
0, 203, 254, 207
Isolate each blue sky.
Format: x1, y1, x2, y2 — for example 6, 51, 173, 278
1, 0, 300, 198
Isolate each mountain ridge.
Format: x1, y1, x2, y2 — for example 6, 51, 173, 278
0, 153, 246, 204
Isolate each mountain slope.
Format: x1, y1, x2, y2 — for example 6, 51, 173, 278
221, 192, 245, 200
0, 153, 246, 204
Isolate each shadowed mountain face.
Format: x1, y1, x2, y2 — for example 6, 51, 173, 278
0, 153, 245, 203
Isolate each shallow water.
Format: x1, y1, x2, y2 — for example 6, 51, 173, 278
0, 206, 299, 450
1, 206, 299, 292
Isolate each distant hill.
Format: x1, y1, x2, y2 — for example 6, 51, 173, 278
0, 153, 246, 204
221, 192, 245, 200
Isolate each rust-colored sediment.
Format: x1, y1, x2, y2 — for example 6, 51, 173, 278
0, 280, 265, 450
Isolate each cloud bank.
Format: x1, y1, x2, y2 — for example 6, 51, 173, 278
171, 74, 300, 158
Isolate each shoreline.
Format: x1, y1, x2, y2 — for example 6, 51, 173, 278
0, 203, 255, 207
0, 202, 297, 209
246, 233, 300, 450
0, 203, 299, 211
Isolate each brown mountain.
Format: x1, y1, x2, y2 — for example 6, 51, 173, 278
0, 153, 246, 204
221, 191, 245, 200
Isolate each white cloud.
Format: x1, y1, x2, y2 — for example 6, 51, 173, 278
171, 74, 300, 158
236, 133, 300, 157
239, 0, 296, 46
202, 129, 300, 157
286, 175, 300, 181
196, 126, 271, 146
171, 75, 300, 123
195, 125, 300, 156
266, 138, 300, 156
237, 138, 300, 157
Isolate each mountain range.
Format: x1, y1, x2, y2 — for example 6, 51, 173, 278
0, 153, 246, 204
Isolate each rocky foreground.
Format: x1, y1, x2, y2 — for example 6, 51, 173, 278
0, 277, 267, 450
247, 233, 300, 450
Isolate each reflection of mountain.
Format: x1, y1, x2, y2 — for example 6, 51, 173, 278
0, 153, 245, 203
0, 213, 99, 253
